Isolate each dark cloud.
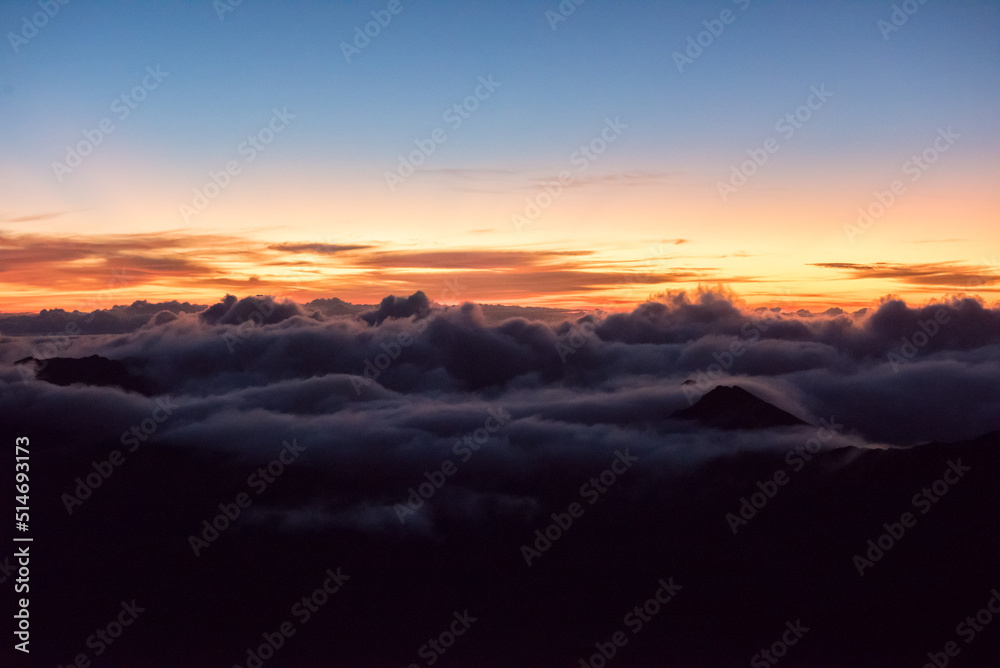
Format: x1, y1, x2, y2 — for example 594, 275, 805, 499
304, 296, 372, 317
810, 261, 1000, 288
361, 291, 431, 325
355, 249, 593, 269
4, 289, 1000, 664
199, 294, 306, 326
7, 288, 998, 441
555, 169, 673, 189
0, 299, 205, 336
269, 243, 373, 254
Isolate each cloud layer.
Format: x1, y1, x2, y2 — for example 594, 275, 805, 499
3, 290, 999, 664
4, 289, 999, 446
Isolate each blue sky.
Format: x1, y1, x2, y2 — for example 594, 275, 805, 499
4, 1, 997, 173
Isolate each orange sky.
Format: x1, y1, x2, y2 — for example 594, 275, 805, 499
2, 183, 998, 314
2, 161, 999, 314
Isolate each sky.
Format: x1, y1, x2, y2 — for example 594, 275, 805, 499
1, 0, 999, 313
3, 5, 1000, 660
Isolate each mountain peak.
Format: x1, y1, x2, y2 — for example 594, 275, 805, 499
673, 385, 809, 430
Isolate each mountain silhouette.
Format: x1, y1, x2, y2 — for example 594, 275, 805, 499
15, 354, 150, 394
673, 384, 809, 430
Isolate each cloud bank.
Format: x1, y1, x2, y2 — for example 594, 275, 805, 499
3, 289, 999, 665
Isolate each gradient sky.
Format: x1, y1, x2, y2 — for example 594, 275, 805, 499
2, 0, 998, 313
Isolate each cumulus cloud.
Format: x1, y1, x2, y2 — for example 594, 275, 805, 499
198, 294, 306, 326
268, 242, 373, 254
0, 299, 204, 335
360, 290, 431, 325
5, 289, 999, 442
5, 288, 1000, 664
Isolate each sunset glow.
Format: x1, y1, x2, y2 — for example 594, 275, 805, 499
2, 2, 998, 313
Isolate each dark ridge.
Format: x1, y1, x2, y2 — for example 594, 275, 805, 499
15, 354, 150, 394
672, 385, 809, 430
20, 424, 1000, 665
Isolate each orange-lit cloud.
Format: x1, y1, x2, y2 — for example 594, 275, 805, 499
809, 262, 1000, 288
2, 222, 997, 315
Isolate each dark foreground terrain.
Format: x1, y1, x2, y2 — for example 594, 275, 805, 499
7, 396, 1000, 667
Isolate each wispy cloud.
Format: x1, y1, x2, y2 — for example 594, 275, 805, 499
810, 261, 1000, 287
354, 249, 593, 270
0, 211, 73, 223
410, 167, 678, 193
269, 243, 374, 255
